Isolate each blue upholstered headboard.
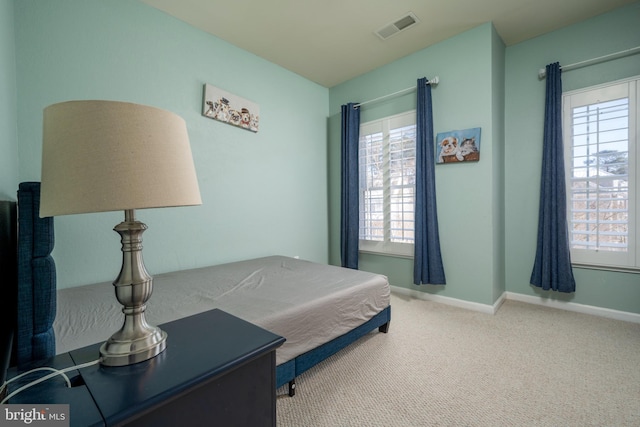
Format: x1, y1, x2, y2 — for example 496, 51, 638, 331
16, 182, 57, 366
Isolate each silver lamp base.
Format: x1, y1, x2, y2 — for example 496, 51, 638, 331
100, 326, 166, 367
100, 209, 167, 367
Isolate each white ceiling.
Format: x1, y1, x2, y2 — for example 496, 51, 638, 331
140, 0, 635, 88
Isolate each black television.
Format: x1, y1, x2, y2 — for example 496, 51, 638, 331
0, 328, 13, 400
0, 200, 17, 400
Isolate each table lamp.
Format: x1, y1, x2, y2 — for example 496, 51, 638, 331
39, 100, 202, 367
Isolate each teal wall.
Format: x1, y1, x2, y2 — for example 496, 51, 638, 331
329, 23, 505, 306
13, 0, 329, 288
6, 0, 638, 313
330, 3, 640, 314
505, 2, 640, 314
0, 0, 18, 200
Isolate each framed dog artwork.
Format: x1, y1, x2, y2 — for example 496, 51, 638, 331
202, 83, 260, 132
435, 127, 481, 164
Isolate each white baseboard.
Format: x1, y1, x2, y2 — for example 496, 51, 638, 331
504, 291, 640, 324
390, 285, 504, 315
391, 285, 640, 323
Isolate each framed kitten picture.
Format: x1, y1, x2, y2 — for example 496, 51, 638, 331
436, 127, 481, 164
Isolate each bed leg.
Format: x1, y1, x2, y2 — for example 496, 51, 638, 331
288, 379, 296, 397
378, 322, 390, 333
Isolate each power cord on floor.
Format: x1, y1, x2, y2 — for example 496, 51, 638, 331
0, 358, 102, 404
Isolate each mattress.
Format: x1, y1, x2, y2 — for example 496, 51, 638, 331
54, 256, 390, 365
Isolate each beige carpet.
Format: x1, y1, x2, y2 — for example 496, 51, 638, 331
276, 292, 640, 426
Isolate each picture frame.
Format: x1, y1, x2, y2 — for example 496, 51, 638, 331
202, 83, 260, 132
435, 127, 481, 164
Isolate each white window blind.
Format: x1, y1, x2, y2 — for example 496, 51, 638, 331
359, 111, 416, 257
563, 76, 639, 271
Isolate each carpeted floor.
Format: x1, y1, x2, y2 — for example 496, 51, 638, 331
276, 292, 640, 426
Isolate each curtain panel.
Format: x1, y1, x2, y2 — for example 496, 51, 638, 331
340, 103, 360, 269
414, 78, 446, 285
530, 63, 576, 293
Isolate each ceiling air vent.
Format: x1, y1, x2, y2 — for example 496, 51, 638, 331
375, 12, 420, 40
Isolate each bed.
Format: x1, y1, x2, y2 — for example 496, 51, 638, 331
13, 182, 391, 396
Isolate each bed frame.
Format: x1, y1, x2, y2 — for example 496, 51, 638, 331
276, 307, 390, 395
13, 182, 391, 396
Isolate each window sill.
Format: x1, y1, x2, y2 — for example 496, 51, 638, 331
572, 263, 640, 274
358, 249, 414, 260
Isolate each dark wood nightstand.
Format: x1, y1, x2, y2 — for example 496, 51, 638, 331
6, 309, 285, 426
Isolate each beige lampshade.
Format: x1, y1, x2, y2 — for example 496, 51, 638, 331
40, 100, 202, 217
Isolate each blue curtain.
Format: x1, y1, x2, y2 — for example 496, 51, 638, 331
530, 63, 576, 293
341, 103, 360, 269
414, 78, 446, 285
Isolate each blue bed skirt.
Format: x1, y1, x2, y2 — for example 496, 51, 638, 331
275, 305, 391, 389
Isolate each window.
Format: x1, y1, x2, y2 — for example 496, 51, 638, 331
563, 76, 639, 271
359, 111, 416, 257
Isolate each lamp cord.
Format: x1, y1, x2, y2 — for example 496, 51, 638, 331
0, 358, 101, 404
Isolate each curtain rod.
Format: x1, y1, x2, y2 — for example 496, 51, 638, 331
538, 46, 640, 79
354, 76, 440, 108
